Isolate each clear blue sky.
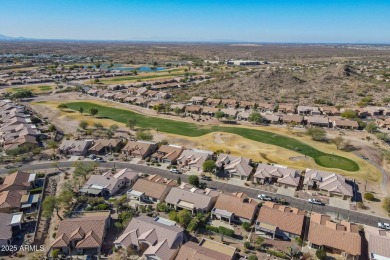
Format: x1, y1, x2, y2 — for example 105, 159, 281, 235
1, 0, 389, 43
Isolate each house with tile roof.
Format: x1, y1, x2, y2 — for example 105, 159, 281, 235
151, 144, 184, 164
114, 215, 185, 260
127, 175, 177, 203
49, 211, 110, 257
177, 149, 213, 172
0, 171, 35, 192
255, 202, 306, 240
176, 239, 236, 260
121, 140, 157, 160
58, 140, 92, 156
304, 169, 353, 200
0, 212, 22, 247
211, 192, 259, 224
216, 153, 253, 180
253, 164, 301, 190
88, 139, 123, 155
366, 225, 390, 260
79, 168, 139, 197
165, 183, 220, 214
307, 212, 361, 260
0, 190, 27, 213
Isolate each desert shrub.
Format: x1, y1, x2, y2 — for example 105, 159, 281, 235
364, 192, 375, 201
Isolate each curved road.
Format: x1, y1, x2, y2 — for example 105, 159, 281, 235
2, 161, 389, 227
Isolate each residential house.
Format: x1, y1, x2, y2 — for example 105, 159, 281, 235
201, 107, 219, 116
332, 118, 359, 130
58, 140, 92, 156
221, 99, 237, 109
185, 105, 202, 115
211, 192, 259, 224
236, 111, 251, 121
320, 106, 341, 116
307, 212, 361, 260
253, 164, 301, 190
0, 212, 22, 247
177, 149, 213, 172
189, 96, 206, 105
170, 104, 186, 114
165, 183, 220, 214
297, 106, 320, 115
88, 139, 123, 155
114, 215, 185, 260
205, 98, 221, 107
257, 103, 274, 113
49, 211, 110, 257
306, 116, 330, 127
221, 108, 238, 119
151, 144, 184, 164
239, 101, 256, 110
278, 103, 295, 114
216, 153, 253, 180
376, 118, 390, 129
0, 190, 27, 213
176, 239, 236, 260
304, 169, 353, 200
127, 175, 176, 203
280, 115, 304, 125
366, 226, 390, 260
121, 140, 157, 160
262, 114, 280, 124
80, 168, 139, 197
255, 202, 306, 240
0, 171, 35, 192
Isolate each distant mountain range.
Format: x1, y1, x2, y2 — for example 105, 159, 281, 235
0, 34, 30, 41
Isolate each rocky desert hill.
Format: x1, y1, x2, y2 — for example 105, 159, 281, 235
177, 63, 389, 106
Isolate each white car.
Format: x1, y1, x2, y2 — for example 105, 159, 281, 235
258, 194, 273, 201
308, 198, 323, 205
378, 222, 390, 230
170, 168, 180, 174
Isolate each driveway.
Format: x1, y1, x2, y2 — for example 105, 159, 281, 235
329, 197, 351, 210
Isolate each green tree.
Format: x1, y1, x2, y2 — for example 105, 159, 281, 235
127, 119, 137, 129
136, 130, 153, 141
169, 211, 178, 222
315, 248, 327, 260
57, 103, 67, 111
79, 121, 89, 130
248, 255, 258, 260
341, 110, 357, 119
89, 107, 99, 117
188, 175, 200, 187
306, 127, 326, 141
79, 107, 84, 115
202, 160, 216, 172
242, 222, 251, 231
47, 140, 59, 156
177, 210, 192, 228
215, 111, 224, 120
248, 112, 262, 124
73, 162, 97, 180
364, 192, 375, 201
365, 122, 378, 133
42, 195, 62, 220
255, 236, 264, 245
244, 241, 251, 249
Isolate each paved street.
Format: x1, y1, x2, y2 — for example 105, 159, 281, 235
1, 161, 389, 227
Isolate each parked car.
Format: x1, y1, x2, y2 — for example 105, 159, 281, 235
308, 198, 323, 205
258, 194, 273, 201
93, 157, 105, 162
88, 154, 96, 159
170, 168, 181, 174
378, 222, 390, 230
201, 176, 212, 181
